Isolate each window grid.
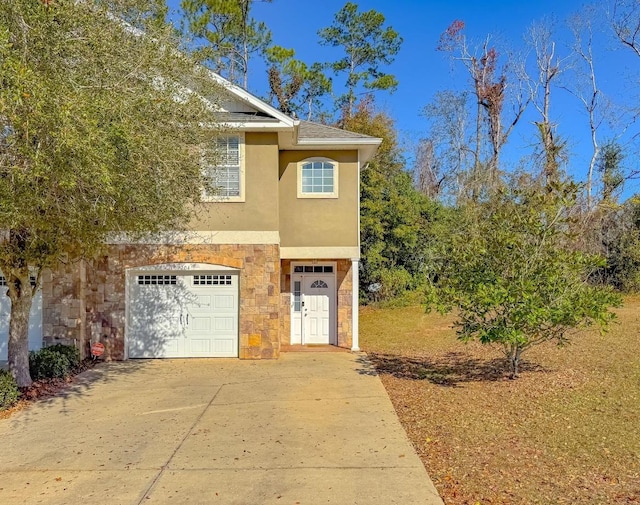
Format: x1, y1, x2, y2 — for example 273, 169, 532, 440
0, 275, 37, 287
301, 161, 334, 194
193, 275, 232, 286
293, 265, 333, 273
137, 275, 177, 285
208, 136, 241, 198
293, 281, 301, 312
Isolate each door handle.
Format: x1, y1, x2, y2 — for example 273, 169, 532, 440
186, 314, 189, 325
180, 314, 183, 325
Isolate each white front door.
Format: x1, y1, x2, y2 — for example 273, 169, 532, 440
291, 268, 336, 345
303, 275, 334, 344
128, 272, 238, 358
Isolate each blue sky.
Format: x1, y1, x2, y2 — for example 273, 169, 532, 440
167, 0, 639, 195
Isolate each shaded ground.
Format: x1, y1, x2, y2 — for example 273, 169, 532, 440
360, 300, 640, 505
0, 359, 97, 419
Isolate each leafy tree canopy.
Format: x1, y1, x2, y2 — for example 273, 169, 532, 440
0, 0, 223, 386
264, 46, 331, 120
319, 2, 402, 119
342, 98, 441, 302
427, 181, 621, 377
181, 0, 271, 88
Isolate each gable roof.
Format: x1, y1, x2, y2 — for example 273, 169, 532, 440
294, 121, 381, 163
216, 111, 281, 124
209, 72, 382, 163
298, 121, 373, 140
207, 71, 295, 128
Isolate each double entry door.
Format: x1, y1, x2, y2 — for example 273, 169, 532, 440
291, 266, 336, 345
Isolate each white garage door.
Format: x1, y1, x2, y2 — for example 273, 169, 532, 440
128, 271, 239, 358
0, 274, 43, 361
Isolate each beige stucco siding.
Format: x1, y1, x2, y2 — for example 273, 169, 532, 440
191, 132, 279, 231
279, 150, 359, 248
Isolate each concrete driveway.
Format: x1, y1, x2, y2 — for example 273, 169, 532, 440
0, 353, 443, 505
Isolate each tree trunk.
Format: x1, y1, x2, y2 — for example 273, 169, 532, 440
7, 272, 34, 388
508, 345, 522, 379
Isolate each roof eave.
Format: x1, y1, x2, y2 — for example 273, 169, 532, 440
296, 137, 382, 164
207, 71, 296, 128
222, 121, 295, 131
296, 138, 382, 146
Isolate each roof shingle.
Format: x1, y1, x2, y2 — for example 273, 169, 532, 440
298, 120, 375, 140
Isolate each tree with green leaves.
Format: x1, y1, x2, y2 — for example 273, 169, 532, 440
181, 0, 271, 88
319, 2, 402, 120
602, 196, 640, 292
342, 98, 439, 302
0, 0, 223, 387
427, 181, 621, 378
597, 140, 625, 204
264, 46, 331, 119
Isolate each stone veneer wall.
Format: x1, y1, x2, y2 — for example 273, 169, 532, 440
41, 261, 87, 352
279, 259, 353, 348
279, 259, 292, 345
43, 244, 280, 361
335, 259, 353, 348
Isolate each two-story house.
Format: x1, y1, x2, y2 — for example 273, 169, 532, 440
0, 72, 381, 362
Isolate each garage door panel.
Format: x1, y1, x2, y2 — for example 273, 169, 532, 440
0, 277, 43, 361
213, 338, 236, 355
189, 316, 211, 332
188, 338, 211, 354
187, 295, 212, 311
0, 301, 9, 360
129, 280, 187, 359
160, 338, 182, 357
128, 271, 238, 359
213, 316, 234, 332
213, 294, 235, 310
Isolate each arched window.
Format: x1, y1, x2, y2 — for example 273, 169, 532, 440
297, 158, 338, 198
310, 280, 328, 288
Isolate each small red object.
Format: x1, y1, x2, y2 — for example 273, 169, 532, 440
91, 342, 105, 357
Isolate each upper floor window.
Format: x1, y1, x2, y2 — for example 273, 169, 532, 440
297, 158, 339, 198
204, 134, 245, 201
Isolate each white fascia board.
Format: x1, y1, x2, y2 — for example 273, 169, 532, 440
290, 137, 382, 165
206, 71, 296, 127
221, 121, 295, 131
296, 138, 382, 147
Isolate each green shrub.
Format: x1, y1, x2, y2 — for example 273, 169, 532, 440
0, 370, 19, 410
29, 345, 78, 380
46, 344, 81, 369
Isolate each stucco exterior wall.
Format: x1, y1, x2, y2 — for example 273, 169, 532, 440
38, 139, 360, 360
278, 150, 359, 248
191, 132, 280, 231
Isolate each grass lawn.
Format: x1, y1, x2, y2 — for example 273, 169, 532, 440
360, 298, 640, 505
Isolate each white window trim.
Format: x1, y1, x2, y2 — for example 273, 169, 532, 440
202, 132, 246, 203
297, 157, 339, 199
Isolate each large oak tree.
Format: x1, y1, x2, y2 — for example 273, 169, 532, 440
0, 0, 223, 387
